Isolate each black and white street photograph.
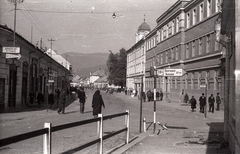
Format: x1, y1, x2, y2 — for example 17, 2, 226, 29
0, 0, 239, 153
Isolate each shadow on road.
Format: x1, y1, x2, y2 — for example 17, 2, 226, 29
1, 94, 77, 114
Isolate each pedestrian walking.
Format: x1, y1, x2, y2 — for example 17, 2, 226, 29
184, 93, 189, 104
160, 91, 163, 101
199, 93, 206, 113
56, 89, 61, 107
58, 89, 67, 114
37, 91, 44, 107
208, 94, 215, 113
92, 90, 105, 118
78, 87, 87, 113
216, 93, 221, 111
156, 91, 160, 101
48, 92, 55, 108
147, 90, 151, 102
179, 92, 184, 103
29, 91, 35, 105
190, 96, 197, 112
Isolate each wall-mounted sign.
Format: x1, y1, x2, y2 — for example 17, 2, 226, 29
2, 47, 20, 54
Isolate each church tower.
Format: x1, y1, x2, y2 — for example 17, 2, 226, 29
136, 15, 151, 43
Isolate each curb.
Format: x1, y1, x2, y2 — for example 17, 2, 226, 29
106, 131, 151, 154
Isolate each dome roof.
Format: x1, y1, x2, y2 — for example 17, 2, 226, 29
138, 21, 151, 32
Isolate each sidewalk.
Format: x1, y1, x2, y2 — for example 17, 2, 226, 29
110, 94, 229, 154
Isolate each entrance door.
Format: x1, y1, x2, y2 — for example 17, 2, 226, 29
22, 77, 27, 106
0, 78, 5, 111
8, 64, 17, 107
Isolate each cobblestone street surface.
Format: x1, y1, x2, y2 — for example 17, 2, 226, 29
0, 90, 230, 154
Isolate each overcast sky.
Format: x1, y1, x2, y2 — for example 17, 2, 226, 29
0, 0, 178, 54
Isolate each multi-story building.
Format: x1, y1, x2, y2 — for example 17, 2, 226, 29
219, 0, 239, 153
126, 19, 151, 93
145, 0, 224, 102
0, 25, 71, 112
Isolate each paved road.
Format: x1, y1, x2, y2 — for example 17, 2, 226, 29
0, 90, 229, 154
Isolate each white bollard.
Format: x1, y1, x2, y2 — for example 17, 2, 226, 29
43, 123, 52, 154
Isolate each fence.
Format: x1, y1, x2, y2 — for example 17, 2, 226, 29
0, 110, 130, 154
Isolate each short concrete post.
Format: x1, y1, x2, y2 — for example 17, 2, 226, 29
125, 110, 130, 144
143, 118, 146, 132
43, 123, 52, 154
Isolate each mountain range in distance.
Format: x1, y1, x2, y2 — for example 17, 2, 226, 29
61, 52, 109, 78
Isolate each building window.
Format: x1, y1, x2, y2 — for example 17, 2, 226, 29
199, 38, 202, 55
187, 12, 190, 28
157, 31, 160, 43
192, 8, 196, 25
171, 49, 174, 61
160, 54, 163, 64
186, 43, 189, 59
216, 0, 221, 12
172, 20, 175, 35
176, 46, 179, 60
168, 24, 172, 36
199, 3, 204, 21
176, 17, 179, 33
161, 28, 164, 40
192, 40, 195, 57
206, 35, 210, 53
165, 52, 168, 64
207, 0, 212, 17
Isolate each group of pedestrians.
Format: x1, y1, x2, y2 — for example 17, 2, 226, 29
60, 87, 105, 117
188, 93, 221, 113
146, 90, 163, 102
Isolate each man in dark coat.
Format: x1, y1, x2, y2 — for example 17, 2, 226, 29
37, 91, 44, 106
216, 93, 221, 111
92, 90, 105, 118
184, 93, 189, 104
58, 89, 67, 114
29, 91, 35, 105
199, 93, 206, 113
78, 87, 87, 113
208, 94, 215, 113
190, 96, 197, 112
160, 91, 163, 101
48, 92, 55, 108
147, 90, 151, 102
156, 91, 160, 101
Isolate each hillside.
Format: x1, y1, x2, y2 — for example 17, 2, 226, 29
61, 52, 109, 77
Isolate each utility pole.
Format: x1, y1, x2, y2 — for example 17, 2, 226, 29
48, 39, 55, 57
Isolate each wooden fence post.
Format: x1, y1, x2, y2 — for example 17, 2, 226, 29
97, 114, 103, 154
125, 110, 130, 144
43, 123, 52, 154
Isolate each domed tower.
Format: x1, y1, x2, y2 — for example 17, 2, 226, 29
136, 16, 151, 43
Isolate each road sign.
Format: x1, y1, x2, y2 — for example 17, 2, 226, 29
157, 68, 185, 77
2, 47, 20, 54
157, 69, 164, 76
48, 80, 54, 83
6, 54, 21, 59
200, 84, 206, 88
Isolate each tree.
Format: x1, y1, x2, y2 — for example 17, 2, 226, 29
107, 48, 127, 88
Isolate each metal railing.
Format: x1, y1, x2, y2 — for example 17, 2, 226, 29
0, 110, 130, 154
